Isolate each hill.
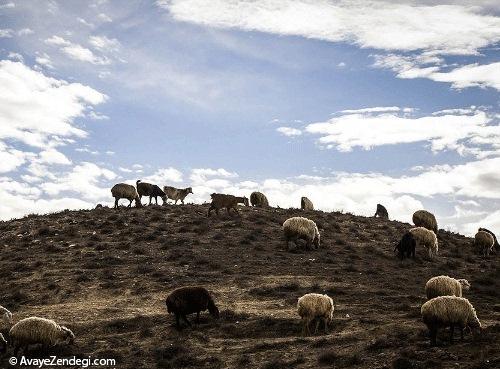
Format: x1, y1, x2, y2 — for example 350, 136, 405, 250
0, 204, 498, 368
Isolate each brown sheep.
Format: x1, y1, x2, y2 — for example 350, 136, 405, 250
111, 183, 142, 208
136, 180, 167, 205
250, 191, 269, 207
208, 193, 248, 216
301, 197, 314, 210
163, 186, 193, 204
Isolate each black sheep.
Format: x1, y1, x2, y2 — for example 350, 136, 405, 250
395, 232, 416, 259
166, 286, 220, 329
136, 180, 167, 205
374, 204, 389, 219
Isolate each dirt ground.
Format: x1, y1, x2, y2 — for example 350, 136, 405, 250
0, 204, 498, 369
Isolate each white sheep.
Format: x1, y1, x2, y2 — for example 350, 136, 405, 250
9, 317, 75, 355
301, 197, 314, 211
412, 210, 438, 234
409, 227, 438, 259
0, 305, 12, 325
297, 293, 334, 335
474, 230, 494, 257
283, 216, 320, 250
425, 275, 470, 299
421, 296, 481, 346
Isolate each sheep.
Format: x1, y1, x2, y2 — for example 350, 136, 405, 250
250, 191, 269, 207
425, 276, 471, 300
394, 231, 416, 260
421, 296, 481, 346
207, 193, 248, 216
0, 305, 12, 326
474, 230, 495, 257
374, 204, 388, 219
478, 227, 499, 252
297, 293, 334, 335
136, 180, 167, 205
412, 210, 438, 235
0, 333, 6, 353
165, 286, 219, 329
409, 227, 438, 259
301, 196, 314, 211
111, 183, 142, 208
9, 317, 75, 355
283, 216, 320, 250
163, 186, 193, 205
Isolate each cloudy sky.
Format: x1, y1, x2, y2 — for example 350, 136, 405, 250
0, 0, 499, 235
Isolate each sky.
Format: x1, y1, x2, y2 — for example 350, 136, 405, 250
0, 0, 499, 235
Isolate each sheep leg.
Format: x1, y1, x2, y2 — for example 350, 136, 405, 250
175, 199, 178, 204
128, 199, 133, 207
323, 318, 329, 333
114, 198, 119, 209
175, 314, 181, 329
460, 326, 464, 341
314, 318, 320, 334
302, 318, 310, 336
182, 314, 191, 327
181, 199, 184, 204
430, 327, 438, 346
449, 325, 455, 343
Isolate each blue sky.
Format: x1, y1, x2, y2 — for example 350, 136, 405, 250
0, 0, 499, 235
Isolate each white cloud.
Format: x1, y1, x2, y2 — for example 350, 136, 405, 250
38, 149, 72, 165
339, 106, 401, 114
142, 167, 184, 184
7, 52, 23, 62
89, 35, 120, 51
276, 126, 302, 137
0, 29, 13, 38
374, 55, 500, 91
35, 53, 54, 69
78, 18, 95, 28
18, 28, 34, 36
190, 168, 238, 184
305, 108, 500, 156
45, 35, 111, 65
98, 13, 112, 22
88, 111, 109, 120
0, 2, 15, 9
159, 0, 500, 55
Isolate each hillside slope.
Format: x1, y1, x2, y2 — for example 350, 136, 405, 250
0, 204, 498, 368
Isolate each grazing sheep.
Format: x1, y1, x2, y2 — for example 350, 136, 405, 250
0, 333, 6, 353
9, 317, 75, 355
301, 197, 314, 211
283, 216, 320, 250
250, 191, 269, 207
163, 186, 193, 205
136, 180, 167, 205
297, 293, 334, 335
208, 193, 248, 216
478, 227, 499, 252
412, 210, 438, 234
111, 183, 142, 208
425, 276, 471, 300
394, 232, 416, 260
409, 227, 438, 259
421, 296, 481, 346
0, 305, 12, 325
374, 204, 389, 219
474, 230, 494, 257
165, 286, 219, 329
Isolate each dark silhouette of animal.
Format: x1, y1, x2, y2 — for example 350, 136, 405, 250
479, 227, 498, 252
165, 286, 219, 329
250, 192, 269, 207
136, 180, 167, 205
208, 193, 248, 216
163, 186, 193, 204
111, 183, 142, 208
395, 232, 416, 259
374, 204, 388, 219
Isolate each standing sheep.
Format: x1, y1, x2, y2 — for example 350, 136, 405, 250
474, 230, 495, 257
283, 217, 320, 250
163, 186, 193, 205
301, 197, 314, 211
250, 191, 269, 207
208, 193, 248, 216
297, 293, 334, 335
394, 232, 416, 260
136, 180, 167, 205
421, 296, 481, 346
409, 227, 438, 259
478, 227, 499, 252
111, 183, 142, 208
412, 210, 438, 235
165, 286, 220, 329
9, 317, 75, 355
374, 204, 389, 219
425, 276, 470, 299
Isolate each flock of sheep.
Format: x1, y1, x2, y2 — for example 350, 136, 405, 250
0, 180, 497, 356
